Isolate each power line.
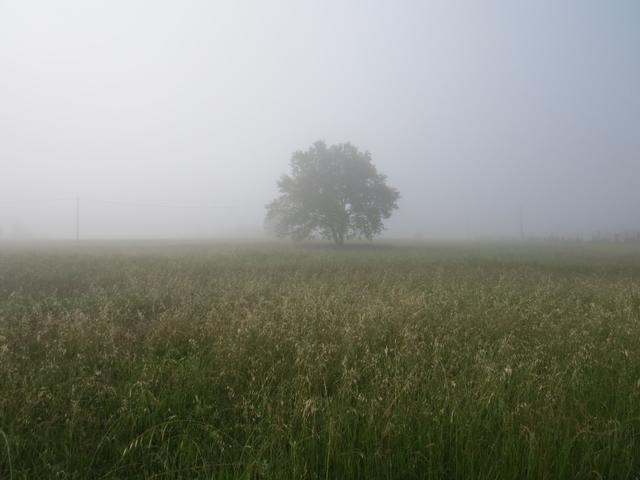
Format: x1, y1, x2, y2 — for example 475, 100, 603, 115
85, 198, 252, 209
0, 195, 262, 239
0, 197, 75, 206
0, 197, 257, 209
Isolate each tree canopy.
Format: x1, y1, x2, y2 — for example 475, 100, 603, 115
266, 141, 400, 245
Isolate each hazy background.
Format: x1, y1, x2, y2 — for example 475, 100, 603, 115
1, 0, 638, 240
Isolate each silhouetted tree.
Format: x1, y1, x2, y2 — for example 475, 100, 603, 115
266, 141, 400, 245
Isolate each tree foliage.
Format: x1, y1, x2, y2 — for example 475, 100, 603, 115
266, 141, 400, 245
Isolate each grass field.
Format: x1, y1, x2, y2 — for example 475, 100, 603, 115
1, 241, 640, 479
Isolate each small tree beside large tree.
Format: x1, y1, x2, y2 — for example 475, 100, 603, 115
266, 141, 400, 245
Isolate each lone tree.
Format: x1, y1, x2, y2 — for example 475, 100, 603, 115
266, 140, 400, 245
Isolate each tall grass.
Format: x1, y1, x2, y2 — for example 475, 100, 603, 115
1, 242, 640, 478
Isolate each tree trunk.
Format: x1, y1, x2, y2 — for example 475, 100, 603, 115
331, 228, 339, 245
330, 227, 345, 246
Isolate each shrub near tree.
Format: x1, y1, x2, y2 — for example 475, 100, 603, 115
266, 141, 400, 245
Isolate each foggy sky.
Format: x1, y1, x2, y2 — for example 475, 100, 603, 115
1, 0, 639, 240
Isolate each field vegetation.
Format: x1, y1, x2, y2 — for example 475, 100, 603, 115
1, 241, 640, 479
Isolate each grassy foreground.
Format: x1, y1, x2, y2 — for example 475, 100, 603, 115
1, 241, 640, 479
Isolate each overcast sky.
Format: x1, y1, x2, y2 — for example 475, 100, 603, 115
1, 0, 638, 239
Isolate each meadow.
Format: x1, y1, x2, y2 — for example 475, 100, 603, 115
1, 241, 640, 479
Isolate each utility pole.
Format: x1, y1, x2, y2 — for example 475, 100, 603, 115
519, 205, 524, 241
76, 196, 80, 241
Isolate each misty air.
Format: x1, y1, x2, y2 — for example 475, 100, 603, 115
1, 1, 639, 478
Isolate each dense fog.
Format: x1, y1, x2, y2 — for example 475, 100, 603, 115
1, 0, 638, 240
